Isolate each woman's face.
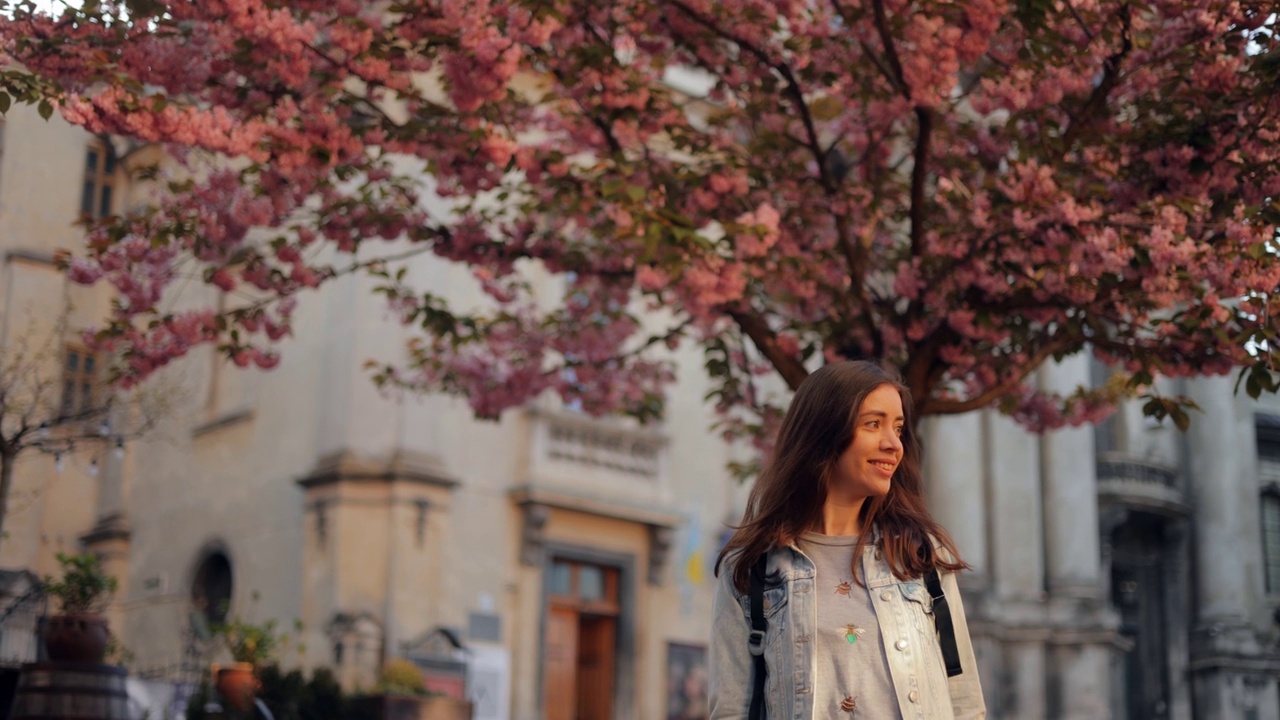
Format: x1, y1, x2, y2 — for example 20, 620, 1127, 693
828, 384, 904, 500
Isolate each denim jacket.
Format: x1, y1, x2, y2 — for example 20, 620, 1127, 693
709, 540, 986, 720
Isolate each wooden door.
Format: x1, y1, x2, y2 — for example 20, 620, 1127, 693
543, 560, 621, 720
544, 606, 580, 720
576, 615, 617, 720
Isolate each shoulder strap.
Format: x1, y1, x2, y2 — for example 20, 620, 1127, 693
925, 569, 963, 677
748, 554, 768, 720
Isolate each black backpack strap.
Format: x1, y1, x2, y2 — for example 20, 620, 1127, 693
926, 569, 963, 677
748, 554, 768, 720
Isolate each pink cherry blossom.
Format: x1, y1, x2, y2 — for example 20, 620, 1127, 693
3, 0, 1278, 444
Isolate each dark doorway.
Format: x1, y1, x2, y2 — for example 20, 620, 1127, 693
1111, 513, 1172, 720
191, 550, 233, 625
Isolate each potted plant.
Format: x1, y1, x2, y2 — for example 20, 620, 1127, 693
211, 615, 293, 712
42, 552, 118, 664
347, 659, 473, 720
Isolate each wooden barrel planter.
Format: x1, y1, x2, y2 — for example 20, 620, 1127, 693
8, 663, 129, 720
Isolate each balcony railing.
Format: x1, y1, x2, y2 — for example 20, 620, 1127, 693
1096, 459, 1177, 488
523, 405, 670, 510
1096, 455, 1187, 517
545, 420, 662, 479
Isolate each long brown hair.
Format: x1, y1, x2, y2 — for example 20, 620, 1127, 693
715, 360, 967, 592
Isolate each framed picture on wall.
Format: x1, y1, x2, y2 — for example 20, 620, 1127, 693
667, 642, 708, 720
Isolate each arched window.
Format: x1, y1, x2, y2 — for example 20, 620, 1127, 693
191, 550, 233, 625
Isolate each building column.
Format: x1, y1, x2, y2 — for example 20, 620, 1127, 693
1186, 376, 1264, 624
1185, 376, 1276, 720
922, 413, 988, 579
1039, 357, 1118, 720
985, 411, 1047, 719
1039, 356, 1103, 597
81, 405, 133, 635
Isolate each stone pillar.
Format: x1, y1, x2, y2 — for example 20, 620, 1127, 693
985, 411, 1048, 719
1186, 376, 1264, 623
297, 450, 457, 691
1185, 376, 1275, 720
922, 413, 988, 577
987, 411, 1044, 602
1039, 357, 1118, 720
1039, 356, 1103, 596
81, 405, 133, 635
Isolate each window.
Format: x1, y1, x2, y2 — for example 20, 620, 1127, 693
1263, 490, 1280, 594
191, 551, 233, 625
548, 559, 620, 613
1090, 355, 1119, 453
61, 347, 98, 417
81, 143, 116, 219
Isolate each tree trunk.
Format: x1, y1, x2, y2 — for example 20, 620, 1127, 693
0, 450, 14, 545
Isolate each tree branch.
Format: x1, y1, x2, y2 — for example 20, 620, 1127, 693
663, 0, 880, 348
1061, 2, 1131, 149
909, 108, 933, 257
870, 0, 909, 97
902, 325, 958, 408
728, 309, 809, 390
921, 338, 1074, 415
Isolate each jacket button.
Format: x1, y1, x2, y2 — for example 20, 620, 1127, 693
908, 690, 920, 703
881, 591, 893, 601
894, 639, 908, 651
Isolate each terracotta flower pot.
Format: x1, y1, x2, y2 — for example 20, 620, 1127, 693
43, 613, 110, 664
214, 662, 260, 712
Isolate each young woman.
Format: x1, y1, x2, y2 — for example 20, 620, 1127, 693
709, 361, 986, 719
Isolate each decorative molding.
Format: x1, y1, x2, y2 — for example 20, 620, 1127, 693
4, 249, 58, 268
532, 407, 666, 479
1186, 652, 1280, 674
1096, 457, 1178, 487
414, 499, 430, 547
192, 408, 255, 438
509, 487, 683, 529
519, 503, 550, 567
1097, 455, 1188, 518
511, 487, 683, 583
297, 449, 458, 490
648, 525, 675, 586
313, 498, 330, 549
80, 512, 132, 546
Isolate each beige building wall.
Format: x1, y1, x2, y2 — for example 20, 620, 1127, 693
0, 105, 122, 585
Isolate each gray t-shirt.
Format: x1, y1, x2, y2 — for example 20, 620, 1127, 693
799, 532, 903, 718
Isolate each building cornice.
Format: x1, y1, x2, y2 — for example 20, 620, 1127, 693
297, 449, 458, 490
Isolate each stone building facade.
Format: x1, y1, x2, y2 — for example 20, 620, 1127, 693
0, 104, 1276, 720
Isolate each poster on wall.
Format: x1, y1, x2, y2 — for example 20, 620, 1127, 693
667, 642, 709, 720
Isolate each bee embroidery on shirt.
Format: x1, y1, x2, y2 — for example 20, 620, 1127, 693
835, 581, 852, 596
841, 695, 857, 712
841, 624, 866, 644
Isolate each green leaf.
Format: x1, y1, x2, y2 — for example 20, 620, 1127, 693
37, 98, 52, 120
1247, 371, 1263, 399
0, 93, 10, 114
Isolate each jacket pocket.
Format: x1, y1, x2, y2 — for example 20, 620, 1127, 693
897, 579, 934, 614
738, 583, 788, 620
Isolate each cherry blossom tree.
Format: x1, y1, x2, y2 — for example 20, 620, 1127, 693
1, 0, 1278, 447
